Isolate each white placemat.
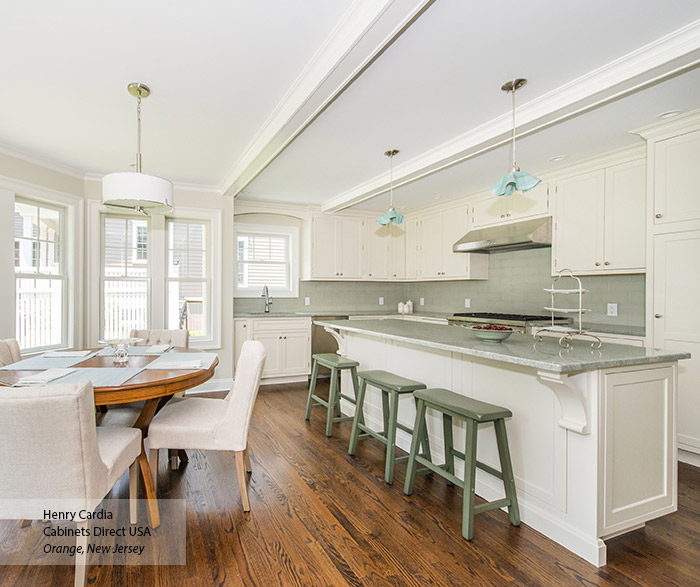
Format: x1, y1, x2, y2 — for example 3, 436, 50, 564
144, 352, 217, 370
0, 355, 93, 370
97, 345, 172, 356
40, 367, 145, 387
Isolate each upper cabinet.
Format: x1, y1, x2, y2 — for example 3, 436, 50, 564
310, 215, 364, 280
652, 129, 700, 227
471, 182, 549, 228
552, 158, 646, 275
406, 205, 489, 281
365, 221, 406, 280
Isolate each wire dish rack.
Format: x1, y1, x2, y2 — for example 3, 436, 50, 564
533, 269, 602, 349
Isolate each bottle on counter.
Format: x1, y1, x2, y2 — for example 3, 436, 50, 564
398, 302, 405, 314
406, 300, 413, 314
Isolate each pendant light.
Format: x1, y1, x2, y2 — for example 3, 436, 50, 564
490, 78, 541, 197
376, 149, 405, 226
102, 82, 173, 215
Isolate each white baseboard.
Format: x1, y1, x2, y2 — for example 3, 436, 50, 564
260, 374, 309, 385
678, 448, 700, 468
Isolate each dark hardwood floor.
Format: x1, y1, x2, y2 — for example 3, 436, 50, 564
2, 381, 700, 586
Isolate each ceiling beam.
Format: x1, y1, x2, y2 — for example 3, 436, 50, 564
219, 0, 436, 197
322, 19, 700, 212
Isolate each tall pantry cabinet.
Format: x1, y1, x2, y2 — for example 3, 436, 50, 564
635, 112, 700, 458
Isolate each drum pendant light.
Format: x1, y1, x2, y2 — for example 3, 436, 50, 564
376, 149, 405, 226
102, 83, 173, 215
490, 78, 541, 197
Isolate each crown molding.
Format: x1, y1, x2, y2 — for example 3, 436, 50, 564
322, 19, 700, 212
0, 143, 85, 180
630, 106, 700, 140
218, 0, 435, 196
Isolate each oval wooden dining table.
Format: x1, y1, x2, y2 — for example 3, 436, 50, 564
0, 348, 219, 528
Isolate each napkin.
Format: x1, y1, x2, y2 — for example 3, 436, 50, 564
145, 344, 172, 354
42, 350, 92, 358
16, 368, 77, 385
151, 360, 202, 370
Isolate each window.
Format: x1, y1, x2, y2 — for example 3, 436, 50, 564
14, 198, 65, 351
234, 224, 299, 297
102, 216, 150, 339
167, 219, 210, 339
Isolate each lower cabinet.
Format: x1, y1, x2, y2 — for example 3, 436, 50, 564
234, 317, 311, 379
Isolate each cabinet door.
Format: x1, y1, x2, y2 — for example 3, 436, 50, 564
553, 170, 605, 273
252, 332, 282, 376
604, 160, 646, 271
337, 217, 364, 279
654, 129, 700, 225
281, 331, 311, 374
507, 181, 549, 220
653, 231, 700, 453
389, 223, 406, 280
405, 218, 421, 279
311, 216, 337, 278
420, 213, 444, 278
233, 319, 250, 375
471, 195, 508, 228
365, 221, 390, 279
442, 207, 469, 277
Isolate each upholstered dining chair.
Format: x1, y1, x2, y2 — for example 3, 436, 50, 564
148, 340, 266, 511
0, 338, 21, 367
129, 329, 189, 348
0, 381, 141, 587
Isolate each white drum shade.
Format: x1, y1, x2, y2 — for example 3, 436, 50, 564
102, 171, 173, 214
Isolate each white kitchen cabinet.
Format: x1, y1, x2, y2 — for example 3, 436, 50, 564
471, 182, 549, 228
652, 230, 700, 454
407, 205, 489, 281
553, 160, 645, 275
652, 129, 700, 226
310, 215, 363, 280
365, 221, 406, 280
234, 316, 311, 379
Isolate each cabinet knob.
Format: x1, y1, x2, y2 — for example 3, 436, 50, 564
506, 213, 511, 217
595, 262, 601, 266
604, 261, 610, 266
500, 214, 505, 218
368, 273, 372, 276
655, 314, 662, 318
242, 324, 246, 328
655, 213, 662, 219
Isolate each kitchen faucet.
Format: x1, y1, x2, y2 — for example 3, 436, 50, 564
261, 285, 273, 313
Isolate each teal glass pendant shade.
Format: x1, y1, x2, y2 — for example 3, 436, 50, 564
377, 206, 405, 226
490, 169, 541, 196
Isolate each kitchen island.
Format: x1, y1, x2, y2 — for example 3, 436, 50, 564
315, 318, 690, 566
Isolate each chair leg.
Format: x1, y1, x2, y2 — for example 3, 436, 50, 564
243, 448, 252, 474
326, 367, 339, 436
178, 449, 189, 463
235, 450, 251, 512
404, 398, 427, 495
334, 369, 342, 417
348, 380, 367, 456
349, 366, 364, 425
384, 390, 399, 485
169, 449, 178, 470
129, 459, 139, 525
442, 414, 455, 477
304, 359, 319, 420
462, 419, 479, 541
381, 389, 390, 435
149, 448, 159, 493
494, 419, 520, 527
74, 520, 89, 587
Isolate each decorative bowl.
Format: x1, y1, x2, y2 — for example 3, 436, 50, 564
470, 326, 513, 342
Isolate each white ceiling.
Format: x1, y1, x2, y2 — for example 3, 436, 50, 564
1, 0, 700, 211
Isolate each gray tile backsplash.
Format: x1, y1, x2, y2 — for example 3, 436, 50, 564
234, 248, 645, 329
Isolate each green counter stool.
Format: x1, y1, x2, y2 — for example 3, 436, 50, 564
348, 370, 431, 485
404, 388, 520, 540
305, 353, 361, 437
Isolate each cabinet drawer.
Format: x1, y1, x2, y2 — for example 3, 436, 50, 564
251, 318, 311, 332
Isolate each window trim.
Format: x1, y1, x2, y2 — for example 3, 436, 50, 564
234, 223, 299, 298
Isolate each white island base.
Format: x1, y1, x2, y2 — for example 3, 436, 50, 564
326, 326, 678, 567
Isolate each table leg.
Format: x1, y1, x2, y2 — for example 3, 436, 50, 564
134, 398, 161, 528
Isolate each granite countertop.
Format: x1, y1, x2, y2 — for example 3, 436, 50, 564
233, 310, 449, 319
313, 319, 685, 374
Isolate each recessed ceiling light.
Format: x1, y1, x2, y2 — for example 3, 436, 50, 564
432, 195, 441, 200
656, 110, 681, 120
550, 155, 567, 162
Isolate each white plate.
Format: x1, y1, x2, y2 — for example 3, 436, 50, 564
470, 326, 513, 342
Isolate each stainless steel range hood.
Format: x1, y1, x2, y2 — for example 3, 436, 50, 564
453, 216, 552, 253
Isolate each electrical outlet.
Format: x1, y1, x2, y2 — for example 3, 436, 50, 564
420, 297, 425, 306
465, 298, 471, 308
305, 297, 311, 306
607, 303, 618, 317
379, 297, 384, 305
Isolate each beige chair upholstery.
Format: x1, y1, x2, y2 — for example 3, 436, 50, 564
148, 340, 266, 511
0, 338, 21, 367
0, 381, 141, 586
129, 329, 189, 348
